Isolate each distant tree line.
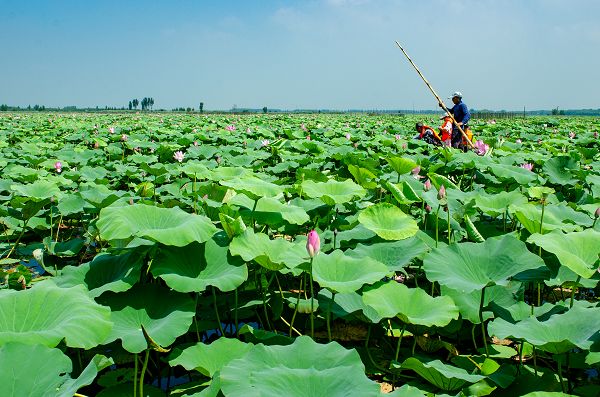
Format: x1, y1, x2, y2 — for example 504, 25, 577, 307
127, 97, 154, 111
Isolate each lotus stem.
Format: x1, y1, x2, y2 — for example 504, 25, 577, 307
309, 258, 315, 338
533, 346, 538, 375
55, 214, 63, 241
569, 276, 581, 308
261, 273, 273, 332
479, 287, 489, 357
447, 205, 451, 244
289, 277, 303, 337
194, 293, 201, 342
212, 287, 225, 336
234, 288, 239, 338
139, 349, 150, 397
517, 341, 524, 374
133, 353, 138, 397
394, 323, 407, 362
557, 354, 566, 393
435, 205, 441, 248
327, 291, 335, 342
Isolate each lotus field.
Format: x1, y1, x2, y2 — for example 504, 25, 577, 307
1, 112, 600, 396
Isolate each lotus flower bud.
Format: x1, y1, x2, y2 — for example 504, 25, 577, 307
411, 166, 421, 178
425, 204, 432, 212
345, 133, 351, 140
306, 230, 320, 258
424, 179, 432, 191
595, 207, 600, 218
438, 185, 446, 200
54, 161, 62, 173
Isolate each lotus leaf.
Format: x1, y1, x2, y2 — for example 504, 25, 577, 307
152, 238, 248, 293
423, 234, 546, 293
0, 281, 112, 348
301, 178, 366, 205
312, 250, 389, 293
488, 304, 600, 354
400, 357, 485, 391
229, 229, 307, 271
346, 237, 428, 271
358, 203, 419, 240
98, 283, 195, 353
169, 337, 253, 376
527, 229, 600, 278
219, 336, 386, 396
97, 204, 218, 246
362, 281, 459, 326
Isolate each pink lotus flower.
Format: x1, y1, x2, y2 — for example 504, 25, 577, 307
411, 166, 421, 179
247, 128, 251, 133
424, 179, 432, 191
225, 125, 236, 131
54, 161, 62, 173
520, 163, 533, 171
173, 151, 185, 163
301, 123, 307, 131
121, 134, 128, 142
261, 139, 270, 147
194, 141, 199, 146
395, 134, 401, 141
306, 230, 320, 258
353, 142, 359, 148
94, 142, 99, 149
569, 132, 576, 139
438, 184, 446, 200
306, 135, 311, 140
474, 140, 489, 156
345, 133, 351, 140
516, 139, 522, 144
109, 127, 115, 134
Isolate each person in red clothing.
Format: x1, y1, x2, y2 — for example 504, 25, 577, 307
414, 122, 442, 146
439, 115, 453, 146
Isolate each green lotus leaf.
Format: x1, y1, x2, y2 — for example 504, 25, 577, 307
56, 193, 87, 216
399, 357, 485, 391
487, 163, 537, 185
301, 178, 366, 205
347, 164, 377, 189
97, 283, 195, 353
220, 176, 284, 199
362, 281, 459, 326
219, 336, 385, 397
152, 238, 248, 293
386, 156, 418, 176
384, 180, 421, 205
0, 344, 110, 397
0, 280, 112, 348
180, 161, 212, 179
312, 250, 388, 293
511, 203, 592, 234
79, 165, 109, 182
346, 237, 428, 272
521, 393, 577, 397
11, 180, 61, 200
488, 304, 600, 354
57, 354, 114, 397
169, 337, 253, 377
55, 251, 143, 298
231, 195, 310, 226
229, 229, 307, 271
543, 156, 579, 185
441, 283, 520, 324
358, 203, 419, 240
527, 229, 600, 279
97, 204, 218, 247
474, 190, 528, 217
79, 183, 125, 208
427, 172, 459, 190
423, 234, 546, 293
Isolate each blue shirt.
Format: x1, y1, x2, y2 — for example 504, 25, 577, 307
450, 101, 470, 126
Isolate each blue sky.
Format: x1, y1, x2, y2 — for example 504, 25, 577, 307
1, 0, 599, 110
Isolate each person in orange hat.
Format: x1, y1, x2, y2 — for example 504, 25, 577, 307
439, 115, 453, 146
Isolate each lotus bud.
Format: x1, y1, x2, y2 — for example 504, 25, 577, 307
54, 161, 62, 173
595, 207, 600, 218
424, 179, 432, 191
306, 230, 321, 258
345, 133, 351, 140
438, 185, 446, 200
121, 134, 128, 142
516, 139, 522, 144
425, 204, 432, 212
306, 135, 311, 140
594, 132, 599, 139
569, 132, 576, 139
109, 127, 115, 134
411, 166, 421, 178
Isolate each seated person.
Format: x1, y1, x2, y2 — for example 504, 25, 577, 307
414, 122, 442, 146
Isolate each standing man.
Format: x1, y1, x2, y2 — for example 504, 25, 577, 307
441, 91, 470, 149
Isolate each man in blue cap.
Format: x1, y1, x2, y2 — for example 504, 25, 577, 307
447, 91, 470, 149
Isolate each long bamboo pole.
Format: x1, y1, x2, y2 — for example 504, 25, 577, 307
395, 41, 474, 148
